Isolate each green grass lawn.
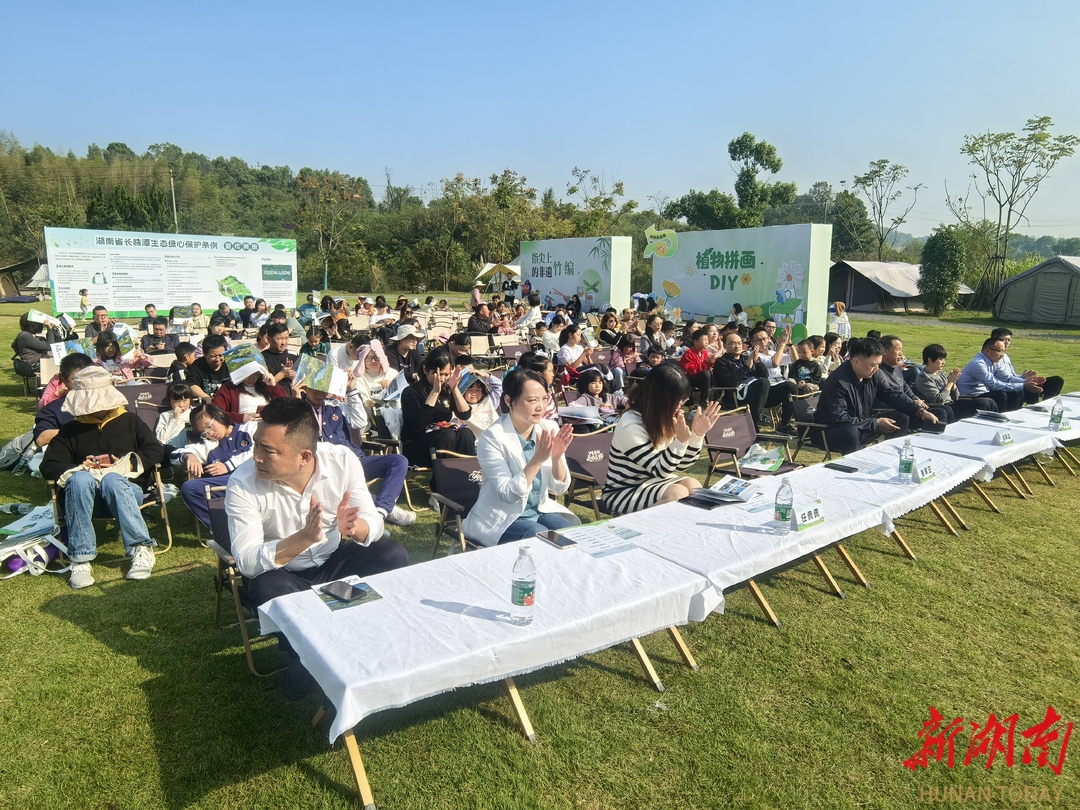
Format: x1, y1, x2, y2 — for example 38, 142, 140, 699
0, 303, 1077, 809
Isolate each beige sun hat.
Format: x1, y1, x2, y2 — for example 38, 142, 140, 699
61, 366, 128, 416
390, 324, 426, 342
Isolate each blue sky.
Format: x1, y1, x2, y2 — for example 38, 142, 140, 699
5, 0, 1080, 237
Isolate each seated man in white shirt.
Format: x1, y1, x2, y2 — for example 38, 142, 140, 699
225, 397, 409, 698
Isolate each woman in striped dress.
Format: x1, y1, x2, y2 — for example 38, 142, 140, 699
602, 364, 722, 516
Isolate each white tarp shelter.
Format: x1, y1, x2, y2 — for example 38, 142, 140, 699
993, 256, 1080, 326
25, 264, 51, 290
473, 261, 520, 284
829, 260, 973, 312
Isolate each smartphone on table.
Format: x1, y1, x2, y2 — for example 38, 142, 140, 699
538, 530, 577, 549
321, 580, 370, 602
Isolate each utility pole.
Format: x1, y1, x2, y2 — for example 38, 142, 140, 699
169, 168, 179, 233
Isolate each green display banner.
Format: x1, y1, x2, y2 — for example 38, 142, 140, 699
519, 237, 632, 313
648, 223, 831, 340
43, 227, 297, 319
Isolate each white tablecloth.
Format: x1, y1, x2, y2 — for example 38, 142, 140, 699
258, 541, 719, 742
905, 418, 1058, 475
606, 463, 889, 610
994, 398, 1079, 439
606, 439, 984, 608
848, 439, 987, 529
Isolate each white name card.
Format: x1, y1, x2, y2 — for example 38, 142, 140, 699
993, 430, 1014, 446
913, 457, 936, 484
791, 499, 825, 531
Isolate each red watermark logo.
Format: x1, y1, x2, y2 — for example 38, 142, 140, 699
904, 706, 1072, 775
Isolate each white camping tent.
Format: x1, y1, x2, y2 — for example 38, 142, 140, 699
25, 264, 51, 290
473, 258, 521, 293
829, 261, 973, 312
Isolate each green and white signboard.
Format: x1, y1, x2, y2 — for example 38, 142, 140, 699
519, 236, 631, 313
646, 223, 832, 340
44, 227, 298, 319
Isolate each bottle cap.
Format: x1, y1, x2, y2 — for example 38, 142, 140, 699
521, 545, 532, 556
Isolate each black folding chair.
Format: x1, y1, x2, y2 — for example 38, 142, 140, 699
428, 449, 483, 558
562, 426, 615, 520
702, 406, 799, 485
207, 498, 285, 678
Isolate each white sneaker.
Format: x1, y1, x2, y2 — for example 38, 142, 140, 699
69, 562, 95, 590
386, 506, 416, 526
126, 545, 156, 580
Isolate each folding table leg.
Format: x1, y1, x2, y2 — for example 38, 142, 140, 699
997, 469, 1029, 499
311, 704, 327, 728
1009, 464, 1035, 496
970, 481, 1002, 513
928, 500, 958, 537
747, 579, 781, 628
939, 496, 969, 530
504, 677, 538, 743
1034, 458, 1056, 487
666, 626, 700, 672
892, 530, 917, 561
835, 543, 869, 588
629, 638, 665, 693
342, 729, 377, 810
811, 554, 845, 599
1058, 445, 1079, 473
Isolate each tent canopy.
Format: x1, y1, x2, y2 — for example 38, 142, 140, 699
830, 260, 972, 312
24, 264, 50, 290
473, 261, 520, 284
993, 256, 1080, 326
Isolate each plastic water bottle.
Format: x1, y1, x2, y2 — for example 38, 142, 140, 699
510, 545, 537, 626
1050, 399, 1065, 431
773, 477, 793, 535
10, 455, 30, 476
899, 438, 915, 482
0, 503, 34, 515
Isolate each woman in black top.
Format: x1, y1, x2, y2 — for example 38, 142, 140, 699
12, 313, 52, 375
399, 348, 476, 466
597, 311, 620, 346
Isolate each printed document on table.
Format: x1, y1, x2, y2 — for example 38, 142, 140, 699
560, 523, 639, 558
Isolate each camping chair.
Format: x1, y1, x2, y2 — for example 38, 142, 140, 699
47, 464, 175, 557
702, 407, 799, 486
118, 381, 169, 412
206, 497, 285, 678
789, 393, 828, 461
502, 344, 529, 364
592, 349, 612, 366
562, 425, 615, 520
365, 409, 424, 511
428, 449, 483, 558
705, 382, 740, 411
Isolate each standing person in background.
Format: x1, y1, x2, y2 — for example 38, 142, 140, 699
462, 369, 579, 546
79, 288, 90, 318
729, 303, 748, 327
470, 281, 484, 310
602, 364, 722, 516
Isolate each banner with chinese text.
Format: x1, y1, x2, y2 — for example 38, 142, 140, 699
647, 223, 831, 340
44, 227, 297, 319
519, 237, 631, 313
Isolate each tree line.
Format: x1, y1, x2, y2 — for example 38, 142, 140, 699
0, 120, 1074, 304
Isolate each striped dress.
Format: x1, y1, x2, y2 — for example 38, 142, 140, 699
602, 410, 704, 516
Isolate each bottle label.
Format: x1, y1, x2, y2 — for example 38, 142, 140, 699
511, 581, 535, 607
899, 459, 914, 475
774, 505, 792, 523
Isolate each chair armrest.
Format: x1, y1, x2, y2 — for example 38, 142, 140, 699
430, 492, 465, 513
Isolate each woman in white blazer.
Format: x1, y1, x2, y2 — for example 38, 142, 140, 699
463, 369, 580, 546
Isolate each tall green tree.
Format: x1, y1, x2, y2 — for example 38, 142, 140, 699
851, 159, 923, 262
946, 116, 1079, 301
295, 169, 370, 291
918, 225, 967, 315
727, 132, 796, 227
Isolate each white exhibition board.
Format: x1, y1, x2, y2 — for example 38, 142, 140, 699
43, 227, 298, 319
519, 236, 631, 313
646, 223, 832, 340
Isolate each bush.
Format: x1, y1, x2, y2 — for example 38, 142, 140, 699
919, 225, 967, 316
